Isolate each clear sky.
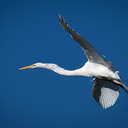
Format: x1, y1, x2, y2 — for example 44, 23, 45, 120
1, 0, 128, 127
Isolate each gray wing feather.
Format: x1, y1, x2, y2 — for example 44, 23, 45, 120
92, 78, 119, 109
58, 15, 110, 68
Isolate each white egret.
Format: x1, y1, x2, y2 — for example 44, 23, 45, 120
19, 15, 128, 109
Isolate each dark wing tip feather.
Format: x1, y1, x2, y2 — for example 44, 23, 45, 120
58, 14, 65, 26
58, 14, 71, 33
58, 14, 63, 22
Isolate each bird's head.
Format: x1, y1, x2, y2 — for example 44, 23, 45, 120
19, 63, 43, 70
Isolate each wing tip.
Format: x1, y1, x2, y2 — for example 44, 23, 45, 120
58, 14, 63, 19
58, 14, 65, 24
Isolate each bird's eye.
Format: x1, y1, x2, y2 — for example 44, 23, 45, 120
32, 64, 36, 66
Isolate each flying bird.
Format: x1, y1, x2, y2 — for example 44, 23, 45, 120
19, 15, 128, 109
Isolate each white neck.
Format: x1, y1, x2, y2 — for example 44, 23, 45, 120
36, 63, 85, 76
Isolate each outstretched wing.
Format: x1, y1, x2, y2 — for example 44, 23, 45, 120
58, 15, 110, 68
92, 78, 119, 109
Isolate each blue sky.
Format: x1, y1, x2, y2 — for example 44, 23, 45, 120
1, 0, 128, 127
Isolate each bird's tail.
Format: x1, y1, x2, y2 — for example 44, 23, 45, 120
113, 80, 128, 94
120, 83, 128, 94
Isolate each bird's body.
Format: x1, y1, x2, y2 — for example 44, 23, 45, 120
79, 61, 120, 79
19, 15, 128, 109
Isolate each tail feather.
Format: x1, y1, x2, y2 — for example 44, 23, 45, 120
120, 83, 128, 94
113, 79, 128, 94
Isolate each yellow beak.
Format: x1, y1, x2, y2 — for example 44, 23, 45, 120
19, 65, 33, 70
